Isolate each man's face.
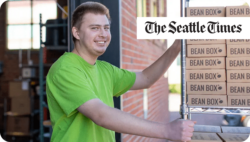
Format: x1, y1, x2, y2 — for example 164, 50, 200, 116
77, 13, 111, 56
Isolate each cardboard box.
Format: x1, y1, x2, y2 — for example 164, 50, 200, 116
227, 39, 250, 45
226, 6, 250, 17
191, 132, 222, 142
11, 96, 31, 115
9, 81, 29, 97
188, 95, 227, 106
187, 82, 226, 95
187, 44, 226, 57
227, 70, 250, 83
186, 70, 226, 82
217, 133, 249, 142
228, 96, 250, 107
194, 125, 222, 133
221, 126, 250, 134
226, 57, 250, 70
187, 39, 226, 45
7, 116, 29, 133
187, 7, 225, 17
227, 83, 250, 95
227, 44, 250, 57
186, 57, 225, 69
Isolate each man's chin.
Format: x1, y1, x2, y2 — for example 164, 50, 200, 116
95, 49, 106, 56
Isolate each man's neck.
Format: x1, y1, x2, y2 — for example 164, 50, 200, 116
71, 45, 97, 65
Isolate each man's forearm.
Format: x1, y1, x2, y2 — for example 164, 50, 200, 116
78, 99, 194, 141
96, 104, 167, 139
142, 40, 181, 87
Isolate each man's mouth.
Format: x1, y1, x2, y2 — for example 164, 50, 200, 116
96, 41, 105, 44
95, 41, 106, 45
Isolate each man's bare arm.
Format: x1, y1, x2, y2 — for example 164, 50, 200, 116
130, 40, 181, 90
77, 98, 195, 141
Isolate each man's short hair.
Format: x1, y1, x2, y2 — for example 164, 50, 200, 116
72, 2, 111, 43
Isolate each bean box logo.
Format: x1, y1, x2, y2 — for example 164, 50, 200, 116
218, 10, 222, 14
218, 49, 222, 52
217, 74, 221, 78
218, 86, 222, 90
219, 100, 223, 104
217, 61, 221, 64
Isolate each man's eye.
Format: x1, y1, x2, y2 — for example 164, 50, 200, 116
92, 27, 98, 30
105, 27, 110, 30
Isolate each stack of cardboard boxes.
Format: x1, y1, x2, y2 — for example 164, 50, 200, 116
7, 81, 31, 134
226, 6, 250, 108
178, 5, 250, 142
186, 7, 227, 107
186, 6, 250, 108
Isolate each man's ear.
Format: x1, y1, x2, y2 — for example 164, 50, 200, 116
72, 27, 80, 40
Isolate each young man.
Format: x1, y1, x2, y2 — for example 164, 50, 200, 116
46, 2, 195, 142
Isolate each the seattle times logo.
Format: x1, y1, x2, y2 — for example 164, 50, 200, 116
137, 17, 250, 39
144, 21, 242, 34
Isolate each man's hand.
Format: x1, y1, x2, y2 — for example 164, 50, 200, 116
165, 119, 196, 142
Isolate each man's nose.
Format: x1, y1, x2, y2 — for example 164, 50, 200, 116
99, 28, 107, 37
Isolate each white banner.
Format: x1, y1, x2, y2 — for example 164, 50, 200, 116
137, 17, 250, 39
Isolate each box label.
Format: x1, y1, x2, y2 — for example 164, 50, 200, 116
227, 83, 250, 95
226, 57, 250, 69
187, 82, 226, 95
186, 57, 225, 69
187, 7, 225, 17
228, 96, 250, 107
227, 45, 250, 57
227, 39, 250, 44
186, 70, 226, 82
227, 70, 250, 82
226, 6, 250, 17
188, 95, 227, 106
187, 44, 226, 57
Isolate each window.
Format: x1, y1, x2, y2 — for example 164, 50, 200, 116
7, 0, 57, 50
137, 0, 146, 17
150, 0, 157, 17
159, 0, 165, 17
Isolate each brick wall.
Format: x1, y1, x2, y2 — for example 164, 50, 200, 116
121, 0, 169, 142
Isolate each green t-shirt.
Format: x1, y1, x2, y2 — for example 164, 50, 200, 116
46, 52, 136, 142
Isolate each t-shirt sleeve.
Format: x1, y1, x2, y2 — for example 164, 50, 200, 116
112, 66, 136, 97
51, 67, 98, 117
